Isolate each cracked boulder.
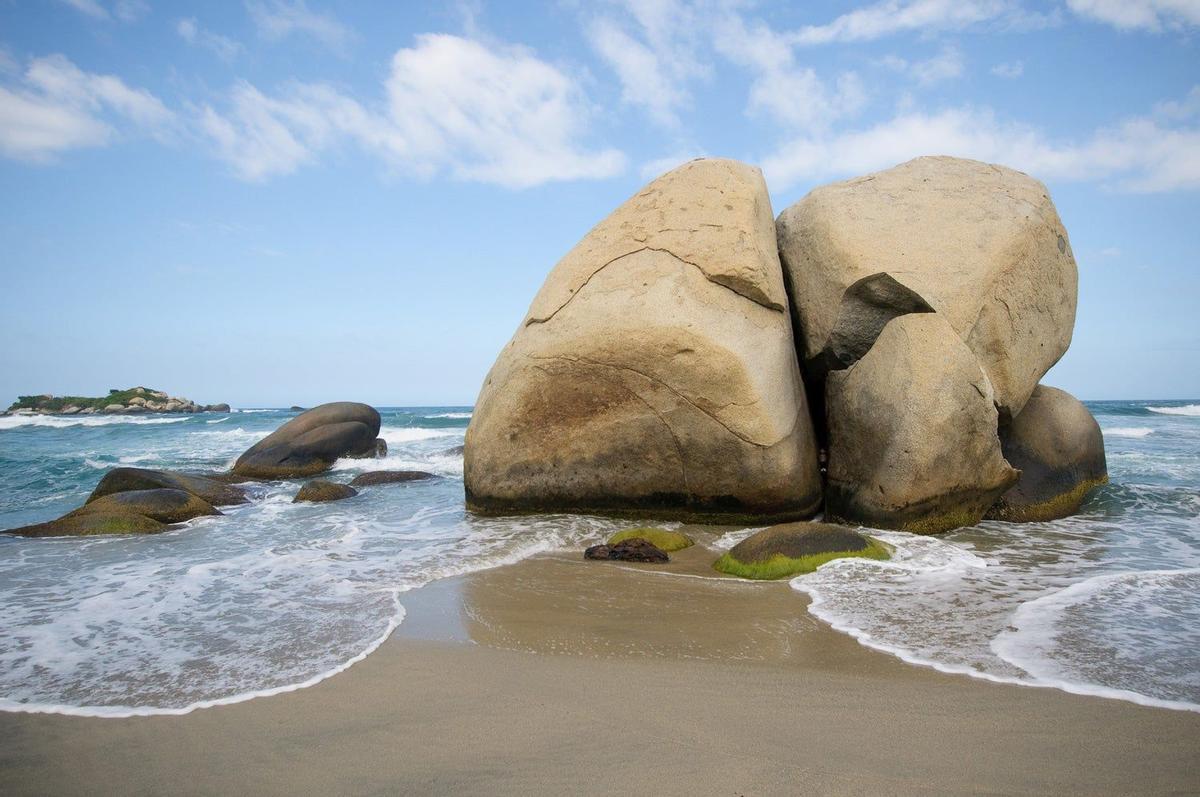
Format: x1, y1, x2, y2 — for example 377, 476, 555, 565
825, 313, 1018, 533
987, 385, 1108, 522
464, 158, 822, 522
777, 155, 1077, 417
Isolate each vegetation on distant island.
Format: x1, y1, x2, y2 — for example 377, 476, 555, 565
607, 527, 695, 552
9, 388, 165, 412
713, 537, 891, 580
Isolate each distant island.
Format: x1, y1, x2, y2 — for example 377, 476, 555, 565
3, 387, 230, 416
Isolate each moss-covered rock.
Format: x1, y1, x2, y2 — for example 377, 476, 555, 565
987, 385, 1108, 522
349, 470, 435, 487
607, 527, 694, 552
293, 480, 358, 503
87, 467, 248, 507
4, 511, 167, 538
76, 488, 220, 524
714, 522, 889, 580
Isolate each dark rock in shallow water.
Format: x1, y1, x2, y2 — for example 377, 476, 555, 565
293, 480, 358, 503
584, 538, 669, 563
204, 403, 231, 413
88, 467, 248, 507
77, 488, 221, 524
233, 402, 382, 479
349, 470, 435, 487
443, 445, 465, 456
987, 385, 1108, 522
344, 438, 387, 459
5, 511, 167, 538
290, 406, 305, 412
714, 522, 888, 580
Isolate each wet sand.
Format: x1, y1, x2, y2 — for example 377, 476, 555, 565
1, 544, 1198, 795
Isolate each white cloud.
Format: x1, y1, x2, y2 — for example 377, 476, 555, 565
0, 54, 172, 161
881, 45, 965, 86
762, 89, 1200, 193
1067, 0, 1200, 31
177, 18, 243, 62
713, 12, 866, 132
587, 0, 707, 127
991, 60, 1024, 78
790, 0, 1013, 44
58, 0, 148, 22
199, 34, 626, 187
247, 0, 354, 53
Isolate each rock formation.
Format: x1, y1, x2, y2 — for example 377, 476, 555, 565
776, 156, 1077, 419
987, 385, 1108, 521
293, 480, 358, 503
88, 467, 249, 507
233, 402, 384, 479
349, 470, 435, 487
824, 314, 1019, 533
713, 522, 888, 579
3, 387, 230, 416
464, 158, 822, 522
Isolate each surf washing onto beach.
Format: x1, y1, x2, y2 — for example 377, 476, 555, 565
0, 401, 1195, 716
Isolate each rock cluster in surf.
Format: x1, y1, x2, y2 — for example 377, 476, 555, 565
465, 156, 1107, 533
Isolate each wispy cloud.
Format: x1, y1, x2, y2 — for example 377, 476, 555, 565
880, 45, 965, 86
789, 0, 1024, 45
0, 54, 173, 161
586, 0, 708, 127
58, 0, 148, 22
177, 18, 242, 62
1067, 0, 1200, 32
246, 0, 354, 54
762, 88, 1200, 193
199, 34, 625, 187
991, 60, 1024, 78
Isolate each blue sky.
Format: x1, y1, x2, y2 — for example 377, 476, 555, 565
0, 0, 1197, 406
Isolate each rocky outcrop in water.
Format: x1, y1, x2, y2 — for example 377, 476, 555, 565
584, 538, 670, 563
464, 154, 1105, 533
349, 470, 435, 487
713, 522, 887, 579
293, 480, 358, 503
89, 467, 249, 507
464, 158, 822, 523
233, 402, 384, 479
987, 385, 1108, 521
3, 387, 230, 416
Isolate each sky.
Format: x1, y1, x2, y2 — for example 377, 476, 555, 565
0, 0, 1197, 407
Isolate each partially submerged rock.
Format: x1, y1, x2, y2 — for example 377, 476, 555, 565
5, 511, 167, 538
78, 488, 221, 524
824, 314, 1018, 533
349, 470, 435, 487
607, 527, 694, 552
465, 158, 822, 522
87, 467, 248, 507
584, 538, 670, 563
293, 480, 358, 503
777, 156, 1077, 417
987, 385, 1108, 521
233, 402, 383, 479
713, 522, 888, 580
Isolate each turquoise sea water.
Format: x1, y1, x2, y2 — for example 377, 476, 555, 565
0, 401, 1197, 715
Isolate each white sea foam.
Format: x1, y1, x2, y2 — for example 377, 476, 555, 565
0, 415, 190, 430
378, 427, 460, 445
424, 412, 472, 419
206, 416, 231, 424
1147, 404, 1200, 416
1103, 427, 1154, 437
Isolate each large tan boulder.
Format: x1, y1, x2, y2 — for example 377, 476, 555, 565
465, 158, 822, 522
987, 385, 1107, 521
777, 156, 1077, 417
825, 313, 1018, 533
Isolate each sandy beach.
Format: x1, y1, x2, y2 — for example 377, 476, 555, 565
1, 544, 1197, 796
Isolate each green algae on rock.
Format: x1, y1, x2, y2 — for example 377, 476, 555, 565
714, 522, 889, 580
607, 527, 694, 552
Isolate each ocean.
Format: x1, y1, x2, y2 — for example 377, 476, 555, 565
0, 401, 1196, 716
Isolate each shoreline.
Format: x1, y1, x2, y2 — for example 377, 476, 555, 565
2, 548, 1198, 795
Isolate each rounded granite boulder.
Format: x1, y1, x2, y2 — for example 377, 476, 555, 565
233, 402, 383, 479
987, 384, 1108, 521
293, 480, 359, 503
76, 488, 221, 524
713, 522, 889, 580
606, 527, 694, 552
5, 511, 168, 538
349, 470, 435, 487
87, 467, 249, 507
